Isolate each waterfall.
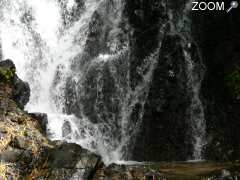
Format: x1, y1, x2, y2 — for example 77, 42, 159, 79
0, 0, 125, 164
0, 0, 206, 163
182, 2, 206, 160
185, 48, 206, 160
0, 0, 150, 165
167, 0, 206, 160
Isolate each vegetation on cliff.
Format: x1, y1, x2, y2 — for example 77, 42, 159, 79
0, 66, 15, 83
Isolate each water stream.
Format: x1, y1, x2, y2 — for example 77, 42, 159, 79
0, 0, 206, 163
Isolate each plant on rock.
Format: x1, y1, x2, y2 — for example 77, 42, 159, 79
0, 67, 15, 83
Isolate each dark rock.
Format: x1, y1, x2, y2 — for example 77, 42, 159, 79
17, 150, 34, 164
0, 59, 16, 70
192, 1, 240, 160
48, 141, 101, 169
12, 75, 30, 109
0, 59, 30, 109
62, 120, 72, 138
131, 34, 193, 161
29, 113, 48, 134
45, 141, 102, 179
125, 0, 165, 89
0, 59, 105, 179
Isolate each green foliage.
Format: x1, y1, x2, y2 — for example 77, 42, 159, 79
0, 67, 15, 83
225, 67, 240, 98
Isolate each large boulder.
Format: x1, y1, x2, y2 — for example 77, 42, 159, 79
42, 141, 103, 180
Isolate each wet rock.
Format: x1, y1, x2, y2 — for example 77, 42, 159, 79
58, 0, 85, 27
131, 34, 194, 161
45, 141, 102, 179
62, 120, 72, 138
0, 59, 16, 70
192, 3, 240, 160
0, 62, 51, 178
12, 75, 30, 109
0, 60, 108, 179
0, 59, 30, 109
29, 113, 48, 134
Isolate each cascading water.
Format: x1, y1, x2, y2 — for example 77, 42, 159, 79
0, 0, 207, 164
182, 1, 206, 160
0, 0, 154, 165
167, 0, 206, 160
0, 0, 130, 164
185, 48, 206, 160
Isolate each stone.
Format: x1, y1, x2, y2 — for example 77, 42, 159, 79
29, 113, 48, 134
45, 141, 102, 179
92, 162, 240, 180
0, 149, 23, 163
62, 120, 72, 138
0, 59, 30, 109
48, 141, 101, 169
0, 59, 16, 71
12, 75, 30, 109
11, 136, 30, 150
0, 59, 108, 179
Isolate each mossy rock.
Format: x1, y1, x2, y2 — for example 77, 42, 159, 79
0, 67, 15, 83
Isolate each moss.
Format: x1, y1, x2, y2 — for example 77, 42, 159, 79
225, 67, 240, 99
0, 67, 15, 83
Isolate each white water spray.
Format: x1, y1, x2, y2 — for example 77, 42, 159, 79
0, 0, 110, 159
0, 0, 141, 165
0, 0, 206, 164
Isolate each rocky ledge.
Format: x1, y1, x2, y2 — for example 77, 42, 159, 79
0, 59, 240, 180
92, 162, 240, 180
0, 59, 102, 179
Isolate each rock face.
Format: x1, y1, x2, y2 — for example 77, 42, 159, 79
57, 0, 240, 162
29, 113, 48, 134
0, 60, 51, 178
0, 59, 30, 109
124, 0, 240, 162
1, 2, 240, 179
62, 120, 72, 138
0, 59, 103, 180
44, 141, 102, 180
1, 58, 240, 179
125, 0, 203, 161
191, 3, 240, 161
